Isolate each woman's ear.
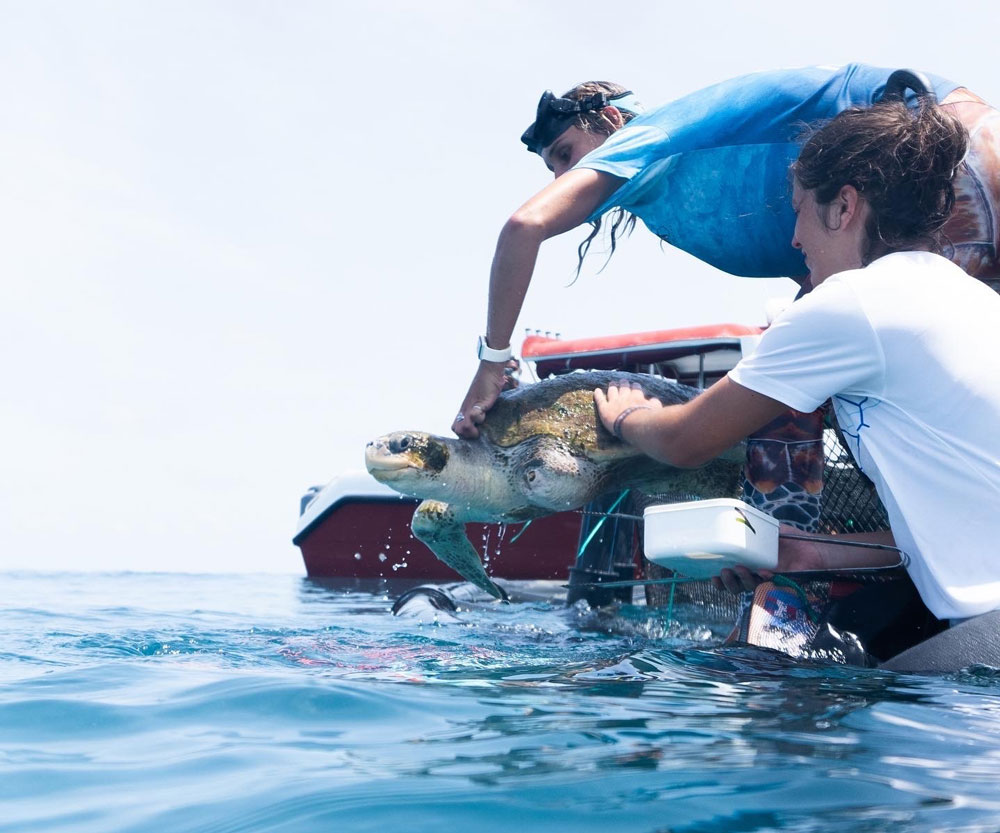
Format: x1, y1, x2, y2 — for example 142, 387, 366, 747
836, 184, 864, 230
599, 106, 625, 132
823, 184, 863, 232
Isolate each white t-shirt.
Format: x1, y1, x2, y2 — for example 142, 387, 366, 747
729, 251, 1000, 619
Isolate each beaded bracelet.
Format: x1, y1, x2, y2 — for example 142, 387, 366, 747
612, 405, 651, 440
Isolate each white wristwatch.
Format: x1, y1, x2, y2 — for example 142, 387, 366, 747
477, 335, 512, 363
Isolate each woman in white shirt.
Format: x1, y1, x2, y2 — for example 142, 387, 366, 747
595, 98, 1000, 640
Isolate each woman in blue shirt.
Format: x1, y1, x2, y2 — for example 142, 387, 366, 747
454, 65, 1000, 438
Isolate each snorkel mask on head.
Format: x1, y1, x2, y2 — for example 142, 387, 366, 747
520, 89, 644, 154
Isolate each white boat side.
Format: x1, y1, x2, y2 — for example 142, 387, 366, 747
295, 471, 407, 543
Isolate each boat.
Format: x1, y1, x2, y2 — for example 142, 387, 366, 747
293, 322, 764, 586
294, 472, 580, 584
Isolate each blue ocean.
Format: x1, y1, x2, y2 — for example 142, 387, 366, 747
3, 571, 1000, 832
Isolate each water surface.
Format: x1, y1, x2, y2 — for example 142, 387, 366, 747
2, 572, 999, 832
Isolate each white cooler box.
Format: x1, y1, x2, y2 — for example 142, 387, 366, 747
643, 498, 779, 579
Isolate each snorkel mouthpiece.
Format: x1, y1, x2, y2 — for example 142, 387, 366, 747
520, 88, 643, 155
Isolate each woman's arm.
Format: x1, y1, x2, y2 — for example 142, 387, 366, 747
716, 528, 898, 593
594, 376, 790, 467
593, 378, 901, 590
453, 167, 624, 439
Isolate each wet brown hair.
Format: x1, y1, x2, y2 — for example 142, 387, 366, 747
793, 99, 969, 264
559, 81, 639, 279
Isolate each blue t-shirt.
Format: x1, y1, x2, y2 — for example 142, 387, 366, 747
575, 64, 959, 278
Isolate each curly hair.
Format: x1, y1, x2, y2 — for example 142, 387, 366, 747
559, 81, 639, 279
793, 99, 970, 264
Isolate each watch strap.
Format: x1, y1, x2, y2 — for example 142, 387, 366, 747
477, 336, 512, 363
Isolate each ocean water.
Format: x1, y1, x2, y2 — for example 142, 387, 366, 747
2, 572, 1000, 833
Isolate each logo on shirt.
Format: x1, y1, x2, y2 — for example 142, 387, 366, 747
834, 394, 882, 470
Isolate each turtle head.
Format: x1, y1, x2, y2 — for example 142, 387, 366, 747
365, 431, 452, 495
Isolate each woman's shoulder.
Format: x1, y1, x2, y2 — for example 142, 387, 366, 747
573, 120, 671, 180
833, 252, 998, 323
768, 277, 871, 338
859, 251, 976, 287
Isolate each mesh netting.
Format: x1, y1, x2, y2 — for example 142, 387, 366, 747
818, 428, 890, 534
643, 426, 891, 609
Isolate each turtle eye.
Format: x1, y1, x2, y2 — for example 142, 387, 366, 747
523, 458, 544, 486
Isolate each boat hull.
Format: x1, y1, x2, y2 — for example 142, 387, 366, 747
295, 484, 580, 581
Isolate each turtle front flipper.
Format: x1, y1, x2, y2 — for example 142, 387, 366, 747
410, 500, 509, 601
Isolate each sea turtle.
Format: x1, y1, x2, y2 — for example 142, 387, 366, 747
364, 371, 743, 599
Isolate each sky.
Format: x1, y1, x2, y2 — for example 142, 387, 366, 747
2, 0, 998, 573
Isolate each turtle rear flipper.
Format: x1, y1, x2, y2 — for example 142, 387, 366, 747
411, 500, 509, 601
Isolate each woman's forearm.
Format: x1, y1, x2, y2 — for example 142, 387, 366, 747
606, 377, 790, 468
716, 526, 899, 594
783, 529, 899, 571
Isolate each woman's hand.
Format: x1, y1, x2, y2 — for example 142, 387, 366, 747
452, 361, 517, 438
593, 382, 663, 439
713, 523, 826, 594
